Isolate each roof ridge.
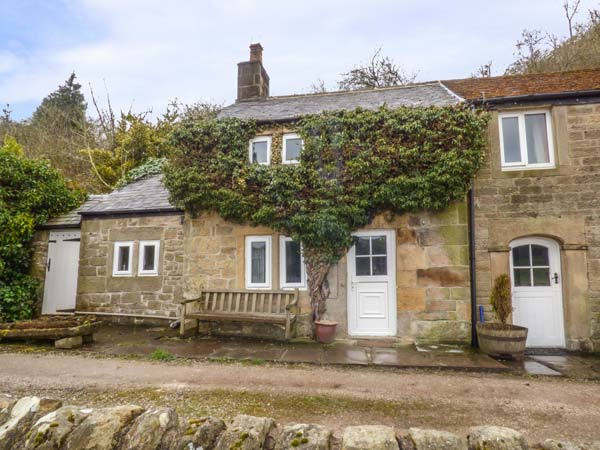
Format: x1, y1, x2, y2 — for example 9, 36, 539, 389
236, 81, 442, 103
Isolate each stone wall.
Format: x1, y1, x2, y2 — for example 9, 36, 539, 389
77, 213, 184, 319
184, 202, 471, 344
474, 104, 600, 351
30, 230, 50, 314
1, 396, 595, 450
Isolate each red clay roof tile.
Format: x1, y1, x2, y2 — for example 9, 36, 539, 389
442, 69, 600, 101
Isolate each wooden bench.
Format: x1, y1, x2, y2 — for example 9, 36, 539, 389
179, 289, 300, 340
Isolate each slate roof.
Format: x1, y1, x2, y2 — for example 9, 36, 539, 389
218, 82, 461, 122
40, 195, 105, 228
78, 175, 178, 216
442, 69, 600, 102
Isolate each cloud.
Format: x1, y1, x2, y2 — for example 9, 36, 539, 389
0, 0, 598, 119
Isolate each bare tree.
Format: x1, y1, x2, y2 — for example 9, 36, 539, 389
472, 61, 493, 78
338, 48, 417, 90
505, 29, 550, 74
564, 0, 582, 38
309, 78, 328, 93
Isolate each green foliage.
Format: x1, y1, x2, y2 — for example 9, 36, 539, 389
165, 105, 488, 319
115, 157, 167, 188
490, 274, 512, 324
0, 141, 83, 322
148, 348, 175, 361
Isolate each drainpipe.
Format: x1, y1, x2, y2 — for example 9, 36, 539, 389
468, 186, 478, 348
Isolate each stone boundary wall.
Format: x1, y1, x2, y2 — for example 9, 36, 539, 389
1, 396, 598, 450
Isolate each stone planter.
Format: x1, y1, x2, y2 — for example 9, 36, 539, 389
315, 320, 338, 344
476, 323, 528, 360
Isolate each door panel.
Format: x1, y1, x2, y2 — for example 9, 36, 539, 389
42, 230, 80, 314
348, 230, 396, 336
510, 237, 565, 348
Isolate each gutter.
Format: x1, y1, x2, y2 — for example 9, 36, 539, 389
469, 89, 600, 106
467, 186, 478, 348
79, 208, 182, 217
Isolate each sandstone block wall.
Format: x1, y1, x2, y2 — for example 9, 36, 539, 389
474, 104, 600, 350
77, 213, 184, 319
184, 203, 471, 344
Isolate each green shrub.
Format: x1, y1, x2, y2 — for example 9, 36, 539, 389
490, 274, 512, 324
0, 139, 83, 322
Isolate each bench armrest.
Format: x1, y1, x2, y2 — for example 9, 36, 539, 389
176, 297, 201, 305
285, 289, 300, 312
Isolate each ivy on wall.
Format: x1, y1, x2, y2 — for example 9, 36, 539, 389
0, 138, 84, 322
164, 105, 489, 323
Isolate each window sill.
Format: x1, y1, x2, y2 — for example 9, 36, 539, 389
138, 272, 159, 277
112, 273, 133, 277
501, 164, 556, 172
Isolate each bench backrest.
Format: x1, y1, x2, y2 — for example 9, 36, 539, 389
190, 289, 298, 315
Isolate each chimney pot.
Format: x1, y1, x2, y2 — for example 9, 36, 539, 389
249, 43, 263, 62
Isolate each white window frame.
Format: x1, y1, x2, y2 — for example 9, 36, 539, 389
249, 136, 271, 165
112, 241, 134, 277
138, 240, 160, 276
282, 133, 303, 164
498, 110, 555, 171
245, 236, 272, 289
279, 236, 307, 289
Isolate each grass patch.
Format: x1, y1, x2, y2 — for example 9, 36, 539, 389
148, 348, 175, 362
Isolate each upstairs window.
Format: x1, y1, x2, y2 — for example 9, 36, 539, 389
279, 236, 306, 289
499, 111, 554, 170
245, 236, 272, 289
249, 136, 271, 165
282, 133, 303, 164
138, 240, 160, 276
113, 242, 133, 276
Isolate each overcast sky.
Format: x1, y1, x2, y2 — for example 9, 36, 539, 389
1, 0, 598, 120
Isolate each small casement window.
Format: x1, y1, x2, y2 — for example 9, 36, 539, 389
279, 236, 306, 289
138, 240, 160, 276
113, 241, 134, 276
499, 110, 555, 170
512, 244, 551, 287
249, 136, 271, 165
245, 236, 272, 289
282, 133, 303, 164
354, 235, 388, 276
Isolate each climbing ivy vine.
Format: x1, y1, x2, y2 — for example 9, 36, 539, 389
164, 105, 489, 324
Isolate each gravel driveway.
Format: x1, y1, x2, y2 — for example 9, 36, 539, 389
1, 352, 599, 443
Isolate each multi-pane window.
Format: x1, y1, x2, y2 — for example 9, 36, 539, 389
113, 242, 133, 276
282, 133, 303, 164
245, 236, 272, 289
249, 136, 271, 165
138, 240, 160, 276
354, 235, 387, 276
280, 236, 306, 288
512, 244, 551, 287
499, 111, 554, 170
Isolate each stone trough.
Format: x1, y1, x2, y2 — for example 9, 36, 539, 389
0, 316, 102, 349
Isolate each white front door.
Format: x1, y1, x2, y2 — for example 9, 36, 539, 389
348, 230, 396, 336
42, 230, 81, 314
510, 237, 565, 348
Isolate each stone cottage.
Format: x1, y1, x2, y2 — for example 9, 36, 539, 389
33, 44, 600, 351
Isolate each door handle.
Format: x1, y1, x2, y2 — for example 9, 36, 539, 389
47, 258, 51, 272
553, 272, 559, 284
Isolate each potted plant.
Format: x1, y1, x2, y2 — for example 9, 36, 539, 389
476, 274, 528, 360
314, 319, 338, 344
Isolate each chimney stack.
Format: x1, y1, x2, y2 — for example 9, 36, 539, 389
237, 43, 269, 101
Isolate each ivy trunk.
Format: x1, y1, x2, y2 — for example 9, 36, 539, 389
304, 252, 332, 324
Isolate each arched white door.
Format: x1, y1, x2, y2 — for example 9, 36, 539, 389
509, 237, 565, 348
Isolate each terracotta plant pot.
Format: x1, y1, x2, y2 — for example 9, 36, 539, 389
476, 322, 528, 360
315, 320, 338, 344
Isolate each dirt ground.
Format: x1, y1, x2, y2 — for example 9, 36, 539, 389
1, 352, 599, 443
